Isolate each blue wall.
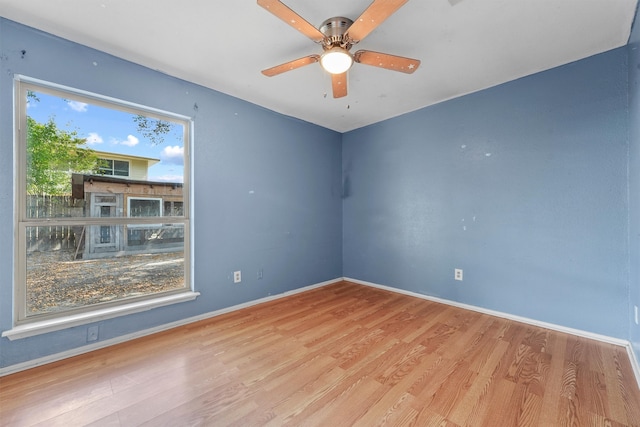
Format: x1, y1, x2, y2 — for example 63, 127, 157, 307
629, 6, 640, 362
343, 48, 630, 339
0, 19, 343, 368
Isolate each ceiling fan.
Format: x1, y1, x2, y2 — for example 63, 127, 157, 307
258, 0, 421, 98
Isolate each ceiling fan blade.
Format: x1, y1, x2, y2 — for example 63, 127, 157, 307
354, 50, 420, 74
257, 0, 325, 43
262, 55, 320, 77
332, 73, 347, 98
345, 0, 409, 44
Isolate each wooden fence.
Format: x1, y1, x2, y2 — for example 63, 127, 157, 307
26, 195, 84, 252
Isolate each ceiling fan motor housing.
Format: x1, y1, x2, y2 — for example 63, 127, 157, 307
320, 17, 354, 50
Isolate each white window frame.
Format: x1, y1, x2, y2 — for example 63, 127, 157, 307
98, 158, 130, 177
4, 76, 198, 340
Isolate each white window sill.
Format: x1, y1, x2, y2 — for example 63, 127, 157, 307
2, 291, 200, 341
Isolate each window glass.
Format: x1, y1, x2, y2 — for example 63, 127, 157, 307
16, 78, 191, 324
129, 198, 162, 217
114, 160, 129, 176
164, 201, 183, 216
98, 159, 114, 175
25, 89, 185, 220
25, 224, 185, 316
98, 159, 130, 177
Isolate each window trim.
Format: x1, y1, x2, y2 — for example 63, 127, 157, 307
2, 291, 199, 341
8, 75, 196, 336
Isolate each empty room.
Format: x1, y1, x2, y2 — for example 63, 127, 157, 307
1, 0, 640, 425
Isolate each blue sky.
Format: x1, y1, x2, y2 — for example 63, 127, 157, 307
27, 91, 185, 183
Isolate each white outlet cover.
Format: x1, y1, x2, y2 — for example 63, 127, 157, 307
454, 269, 463, 281
233, 271, 241, 283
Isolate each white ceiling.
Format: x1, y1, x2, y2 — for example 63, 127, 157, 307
0, 0, 637, 132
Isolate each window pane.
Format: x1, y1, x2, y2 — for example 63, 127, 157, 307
175, 203, 184, 216
164, 201, 183, 216
25, 90, 185, 219
95, 195, 116, 204
25, 225, 185, 317
98, 159, 114, 175
127, 224, 184, 248
129, 198, 161, 217
113, 160, 129, 176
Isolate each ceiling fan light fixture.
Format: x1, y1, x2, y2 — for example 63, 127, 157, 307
320, 47, 353, 74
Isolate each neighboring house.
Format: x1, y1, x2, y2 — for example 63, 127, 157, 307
70, 152, 183, 259
92, 150, 159, 181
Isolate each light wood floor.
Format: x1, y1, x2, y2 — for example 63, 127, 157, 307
2, 281, 640, 426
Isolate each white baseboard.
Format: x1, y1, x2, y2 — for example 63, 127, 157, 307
344, 277, 640, 389
0, 277, 342, 377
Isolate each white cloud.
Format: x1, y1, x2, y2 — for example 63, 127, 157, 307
112, 135, 139, 147
85, 132, 103, 145
122, 135, 139, 147
67, 100, 88, 112
160, 145, 184, 165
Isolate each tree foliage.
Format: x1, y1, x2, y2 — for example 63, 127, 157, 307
27, 90, 40, 103
133, 115, 173, 146
26, 116, 99, 195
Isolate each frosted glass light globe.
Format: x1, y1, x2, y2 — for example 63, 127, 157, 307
320, 47, 353, 74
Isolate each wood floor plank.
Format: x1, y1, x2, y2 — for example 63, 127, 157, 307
2, 281, 640, 426
537, 330, 568, 426
447, 339, 510, 425
301, 377, 386, 426
478, 378, 517, 427
271, 362, 347, 422
351, 389, 414, 427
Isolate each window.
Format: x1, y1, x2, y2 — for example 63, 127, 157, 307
98, 158, 129, 177
8, 76, 196, 336
164, 201, 183, 216
129, 197, 162, 217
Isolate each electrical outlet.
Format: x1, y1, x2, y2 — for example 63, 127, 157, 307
635, 305, 639, 325
257, 269, 263, 280
454, 268, 463, 281
233, 270, 241, 283
87, 325, 99, 342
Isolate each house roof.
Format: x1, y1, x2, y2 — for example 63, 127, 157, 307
71, 173, 183, 200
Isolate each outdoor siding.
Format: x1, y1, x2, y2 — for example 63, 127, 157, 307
129, 159, 148, 180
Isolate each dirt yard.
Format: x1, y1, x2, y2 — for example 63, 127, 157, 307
26, 250, 184, 315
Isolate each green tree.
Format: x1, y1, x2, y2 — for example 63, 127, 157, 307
26, 116, 99, 195
133, 115, 173, 146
